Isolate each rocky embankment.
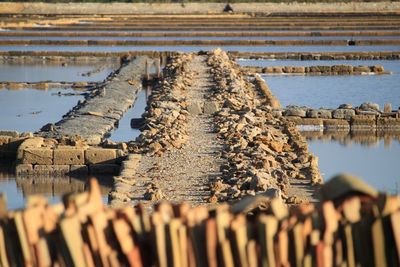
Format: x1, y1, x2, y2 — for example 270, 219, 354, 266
207, 49, 321, 204
110, 50, 322, 207
137, 54, 194, 155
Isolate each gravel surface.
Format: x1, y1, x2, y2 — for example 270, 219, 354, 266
131, 55, 224, 205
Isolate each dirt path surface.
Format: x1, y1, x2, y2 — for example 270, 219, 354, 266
130, 55, 223, 205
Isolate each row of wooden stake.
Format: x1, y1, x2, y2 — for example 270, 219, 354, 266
0, 179, 399, 267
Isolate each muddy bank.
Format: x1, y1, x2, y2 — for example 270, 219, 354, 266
243, 64, 390, 75
2, 39, 400, 46
39, 56, 148, 145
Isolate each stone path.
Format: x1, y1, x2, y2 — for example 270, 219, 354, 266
39, 56, 148, 145
130, 55, 223, 205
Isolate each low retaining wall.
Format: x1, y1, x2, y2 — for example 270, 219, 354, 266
244, 64, 389, 75
15, 137, 124, 176
278, 104, 400, 131
231, 51, 400, 60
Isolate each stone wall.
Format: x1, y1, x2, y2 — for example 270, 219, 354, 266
1, 2, 399, 15
231, 51, 400, 60
277, 103, 400, 131
15, 137, 124, 176
244, 64, 389, 75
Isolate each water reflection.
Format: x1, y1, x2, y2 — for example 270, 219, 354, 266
305, 132, 400, 194
0, 169, 112, 210
302, 130, 400, 147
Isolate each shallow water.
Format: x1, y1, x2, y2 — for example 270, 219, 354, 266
1, 45, 399, 53
0, 87, 83, 133
109, 89, 148, 142
0, 171, 112, 210
0, 62, 117, 82
307, 137, 400, 194
261, 69, 400, 109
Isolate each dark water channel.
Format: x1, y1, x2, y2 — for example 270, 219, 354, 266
109, 88, 148, 142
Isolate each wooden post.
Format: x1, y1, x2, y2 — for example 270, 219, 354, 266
156, 58, 161, 78
145, 60, 150, 81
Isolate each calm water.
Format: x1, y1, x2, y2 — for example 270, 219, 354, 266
1, 45, 399, 53
261, 68, 400, 109
0, 171, 111, 210
308, 137, 400, 194
0, 87, 83, 132
109, 89, 147, 142
0, 62, 118, 82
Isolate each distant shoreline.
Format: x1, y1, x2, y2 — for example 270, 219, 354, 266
1, 2, 399, 15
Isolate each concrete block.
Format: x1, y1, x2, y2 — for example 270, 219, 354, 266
54, 148, 85, 165
16, 137, 44, 160
22, 148, 53, 165
296, 118, 323, 127
89, 164, 120, 175
15, 164, 33, 176
377, 117, 400, 129
70, 165, 89, 175
85, 148, 117, 164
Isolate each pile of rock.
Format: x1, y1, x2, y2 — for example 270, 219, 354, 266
280, 102, 398, 120
207, 49, 321, 203
137, 54, 194, 156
